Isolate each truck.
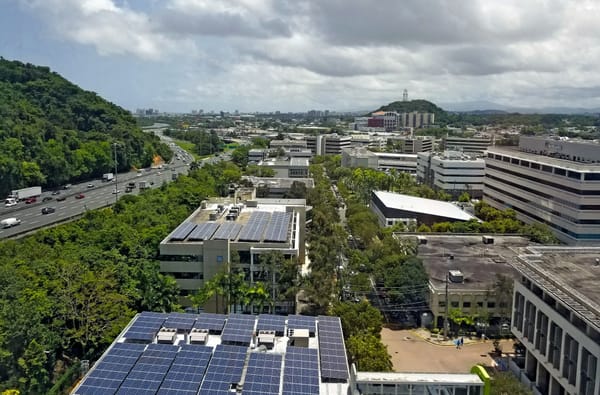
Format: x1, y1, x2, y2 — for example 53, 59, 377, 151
102, 173, 114, 182
8, 186, 42, 201
138, 181, 150, 190
1, 218, 21, 228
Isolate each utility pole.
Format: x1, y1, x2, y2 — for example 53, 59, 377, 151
113, 143, 118, 205
444, 273, 449, 339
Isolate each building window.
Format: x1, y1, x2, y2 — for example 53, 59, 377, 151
463, 302, 471, 308
451, 301, 459, 308
438, 301, 446, 308
217, 255, 223, 263
477, 301, 484, 308
487, 302, 496, 308
531, 162, 540, 170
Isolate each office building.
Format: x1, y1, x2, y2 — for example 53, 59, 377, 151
417, 151, 486, 199
341, 148, 417, 174
510, 245, 600, 395
362, 112, 435, 132
443, 136, 492, 154
306, 134, 352, 155
257, 157, 310, 178
269, 139, 308, 150
484, 139, 600, 245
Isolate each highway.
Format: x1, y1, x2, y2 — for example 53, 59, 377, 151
0, 125, 202, 239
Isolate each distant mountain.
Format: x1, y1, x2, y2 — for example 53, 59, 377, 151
440, 100, 600, 115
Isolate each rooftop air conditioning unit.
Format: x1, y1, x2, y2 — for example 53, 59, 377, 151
157, 328, 177, 344
257, 330, 276, 350
448, 270, 464, 284
287, 328, 309, 348
189, 328, 209, 345
482, 235, 494, 245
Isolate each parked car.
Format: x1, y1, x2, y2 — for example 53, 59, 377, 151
75, 194, 85, 199
41, 207, 56, 214
42, 196, 53, 202
25, 197, 37, 204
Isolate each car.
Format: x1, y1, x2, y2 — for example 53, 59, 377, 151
125, 187, 132, 193
75, 194, 85, 199
63, 184, 72, 190
42, 196, 53, 202
41, 207, 56, 214
56, 196, 66, 202
25, 197, 37, 204
51, 191, 61, 196
1, 218, 21, 228
112, 189, 120, 194
87, 183, 95, 188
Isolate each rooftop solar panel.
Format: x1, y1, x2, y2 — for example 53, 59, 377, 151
116, 344, 178, 395
221, 314, 256, 346
157, 345, 213, 395
264, 211, 292, 242
188, 222, 219, 241
124, 314, 165, 343
317, 316, 349, 382
195, 313, 226, 333
257, 314, 286, 336
164, 313, 197, 332
243, 353, 282, 395
287, 315, 316, 336
238, 211, 271, 242
283, 346, 319, 395
199, 344, 247, 395
170, 222, 197, 241
212, 222, 243, 240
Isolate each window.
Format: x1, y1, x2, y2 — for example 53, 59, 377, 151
487, 302, 496, 308
555, 168, 566, 176
451, 301, 459, 308
477, 301, 484, 308
531, 162, 540, 170
463, 302, 471, 308
216, 255, 223, 263
438, 301, 446, 308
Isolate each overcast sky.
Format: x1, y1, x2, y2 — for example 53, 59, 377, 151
2, 0, 600, 113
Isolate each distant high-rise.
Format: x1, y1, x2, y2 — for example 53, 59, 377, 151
403, 89, 408, 102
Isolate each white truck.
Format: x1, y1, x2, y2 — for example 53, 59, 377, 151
8, 186, 42, 201
1, 218, 21, 228
102, 173, 114, 182
138, 181, 150, 190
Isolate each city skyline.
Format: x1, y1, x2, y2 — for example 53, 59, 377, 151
2, 0, 600, 113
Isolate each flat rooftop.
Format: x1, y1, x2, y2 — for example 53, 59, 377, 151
374, 191, 476, 222
355, 371, 483, 385
488, 146, 600, 171
407, 234, 529, 290
512, 246, 600, 329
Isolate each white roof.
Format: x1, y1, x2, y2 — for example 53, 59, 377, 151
374, 191, 476, 222
355, 371, 483, 385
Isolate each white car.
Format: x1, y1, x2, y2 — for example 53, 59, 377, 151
1, 217, 21, 228
112, 189, 120, 194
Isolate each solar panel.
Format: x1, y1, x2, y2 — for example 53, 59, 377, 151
243, 353, 282, 395
199, 344, 247, 395
264, 211, 292, 242
195, 313, 226, 333
212, 222, 243, 240
164, 312, 197, 332
257, 314, 286, 336
157, 344, 213, 395
124, 314, 166, 342
238, 211, 271, 242
317, 316, 349, 382
170, 222, 197, 241
283, 346, 319, 395
287, 315, 316, 336
221, 314, 256, 346
116, 344, 179, 394
188, 222, 219, 241
75, 343, 146, 395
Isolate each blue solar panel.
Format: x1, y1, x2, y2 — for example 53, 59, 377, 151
212, 222, 242, 240
283, 346, 319, 395
318, 316, 349, 382
238, 211, 271, 241
124, 314, 165, 343
257, 314, 286, 336
264, 211, 292, 242
116, 344, 178, 394
157, 345, 213, 395
164, 312, 197, 332
170, 222, 197, 241
75, 343, 146, 395
195, 313, 226, 333
221, 314, 256, 346
243, 353, 282, 395
188, 222, 219, 241
199, 344, 247, 395
287, 315, 316, 336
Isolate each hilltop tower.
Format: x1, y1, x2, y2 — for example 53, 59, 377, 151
402, 89, 408, 102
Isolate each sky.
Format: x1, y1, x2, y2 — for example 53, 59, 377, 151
2, 0, 600, 113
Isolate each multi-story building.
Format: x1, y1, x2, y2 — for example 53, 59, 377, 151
305, 134, 352, 155
258, 157, 309, 178
341, 147, 417, 174
443, 136, 492, 154
417, 151, 486, 199
401, 111, 436, 129
484, 139, 600, 245
362, 111, 435, 132
510, 245, 600, 395
269, 139, 307, 150
393, 136, 434, 154
248, 148, 266, 163
519, 135, 600, 163
159, 198, 306, 311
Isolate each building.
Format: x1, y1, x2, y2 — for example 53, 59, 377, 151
71, 312, 351, 395
306, 134, 352, 155
519, 135, 600, 163
406, 234, 527, 329
243, 176, 314, 199
362, 112, 435, 132
389, 136, 434, 154
443, 136, 492, 154
258, 157, 310, 178
341, 148, 417, 174
370, 191, 477, 228
484, 141, 600, 245
248, 148, 266, 163
269, 139, 308, 150
400, 111, 436, 129
352, 371, 485, 395
341, 147, 378, 169
510, 246, 600, 395
159, 198, 306, 310
417, 151, 486, 199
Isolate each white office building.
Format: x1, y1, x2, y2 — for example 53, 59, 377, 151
417, 151, 486, 198
306, 134, 352, 155
443, 136, 492, 154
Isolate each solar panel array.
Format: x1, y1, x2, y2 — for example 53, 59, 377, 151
164, 312, 197, 332
124, 312, 166, 342
76, 343, 146, 395
243, 353, 282, 395
199, 344, 247, 394
188, 222, 219, 241
157, 345, 213, 395
212, 222, 243, 240
287, 315, 316, 336
221, 314, 256, 345
194, 313, 226, 333
169, 222, 197, 241
238, 211, 271, 241
317, 316, 349, 382
257, 314, 286, 336
283, 346, 320, 395
264, 211, 292, 242
116, 344, 179, 394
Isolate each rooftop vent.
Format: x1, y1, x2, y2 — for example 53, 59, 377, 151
416, 236, 428, 245
482, 235, 495, 245
448, 270, 464, 284
157, 328, 177, 344
257, 330, 276, 349
288, 328, 309, 348
189, 328, 209, 345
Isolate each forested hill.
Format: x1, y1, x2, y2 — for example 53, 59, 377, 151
373, 99, 451, 124
0, 58, 172, 196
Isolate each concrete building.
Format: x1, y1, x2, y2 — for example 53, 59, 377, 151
443, 136, 492, 154
243, 176, 314, 198
362, 112, 435, 132
159, 198, 306, 311
258, 157, 310, 178
306, 134, 352, 155
248, 148, 266, 163
269, 138, 308, 150
341, 147, 378, 169
519, 135, 600, 163
341, 148, 417, 174
370, 191, 477, 228
510, 245, 600, 395
352, 371, 485, 395
484, 142, 600, 245
417, 151, 486, 199
391, 136, 434, 154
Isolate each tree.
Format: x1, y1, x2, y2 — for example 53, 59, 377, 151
329, 301, 383, 339
490, 372, 533, 395
458, 192, 471, 202
346, 334, 393, 372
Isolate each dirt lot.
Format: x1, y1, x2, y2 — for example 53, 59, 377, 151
381, 328, 515, 373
